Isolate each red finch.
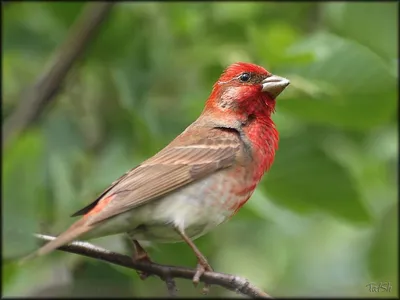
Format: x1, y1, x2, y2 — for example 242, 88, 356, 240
25, 62, 289, 287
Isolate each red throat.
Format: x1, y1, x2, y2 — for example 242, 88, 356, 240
205, 62, 280, 198
205, 86, 276, 126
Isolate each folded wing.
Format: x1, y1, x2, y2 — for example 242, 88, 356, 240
74, 127, 243, 226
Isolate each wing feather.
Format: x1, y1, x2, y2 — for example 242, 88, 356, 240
74, 127, 243, 225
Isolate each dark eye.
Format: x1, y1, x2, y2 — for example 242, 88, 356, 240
239, 72, 251, 82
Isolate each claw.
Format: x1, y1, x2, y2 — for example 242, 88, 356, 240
192, 263, 205, 286
132, 253, 152, 280
131, 239, 152, 280
192, 262, 212, 294
137, 270, 150, 280
173, 228, 213, 294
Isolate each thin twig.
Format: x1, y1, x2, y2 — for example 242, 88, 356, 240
3, 2, 115, 146
34, 234, 272, 298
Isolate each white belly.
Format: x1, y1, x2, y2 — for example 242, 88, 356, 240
85, 173, 233, 243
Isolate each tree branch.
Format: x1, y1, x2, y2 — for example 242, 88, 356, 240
3, 2, 115, 146
34, 234, 272, 298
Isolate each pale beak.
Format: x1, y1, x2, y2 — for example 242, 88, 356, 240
261, 75, 290, 98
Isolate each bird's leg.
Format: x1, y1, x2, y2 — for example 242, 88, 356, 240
128, 237, 152, 280
175, 227, 213, 294
132, 239, 151, 261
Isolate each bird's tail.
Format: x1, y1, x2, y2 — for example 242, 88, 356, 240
19, 218, 93, 264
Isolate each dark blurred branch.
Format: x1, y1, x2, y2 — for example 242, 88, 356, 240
3, 2, 115, 146
164, 276, 178, 297
307, 3, 323, 33
35, 234, 272, 299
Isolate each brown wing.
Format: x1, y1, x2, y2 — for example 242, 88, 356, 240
78, 127, 243, 226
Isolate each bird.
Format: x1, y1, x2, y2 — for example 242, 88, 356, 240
24, 62, 290, 290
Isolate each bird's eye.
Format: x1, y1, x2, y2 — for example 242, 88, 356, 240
239, 73, 251, 82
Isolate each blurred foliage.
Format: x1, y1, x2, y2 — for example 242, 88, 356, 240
2, 2, 398, 298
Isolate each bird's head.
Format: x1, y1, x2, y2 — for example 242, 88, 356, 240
205, 62, 290, 116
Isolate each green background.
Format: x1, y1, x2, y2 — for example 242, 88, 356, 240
2, 2, 398, 297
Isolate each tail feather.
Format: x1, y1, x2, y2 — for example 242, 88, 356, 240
20, 218, 93, 264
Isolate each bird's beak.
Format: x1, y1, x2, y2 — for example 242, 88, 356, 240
261, 75, 290, 98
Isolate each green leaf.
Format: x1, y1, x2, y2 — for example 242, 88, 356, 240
323, 2, 398, 60
3, 3, 69, 54
281, 32, 397, 130
89, 4, 151, 63
279, 91, 397, 131
2, 262, 18, 288
3, 131, 45, 259
44, 2, 86, 27
41, 109, 86, 227
69, 261, 135, 297
263, 133, 371, 224
368, 204, 398, 290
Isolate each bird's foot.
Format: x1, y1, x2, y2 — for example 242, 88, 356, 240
132, 252, 153, 280
131, 239, 152, 280
173, 228, 213, 294
193, 261, 213, 294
